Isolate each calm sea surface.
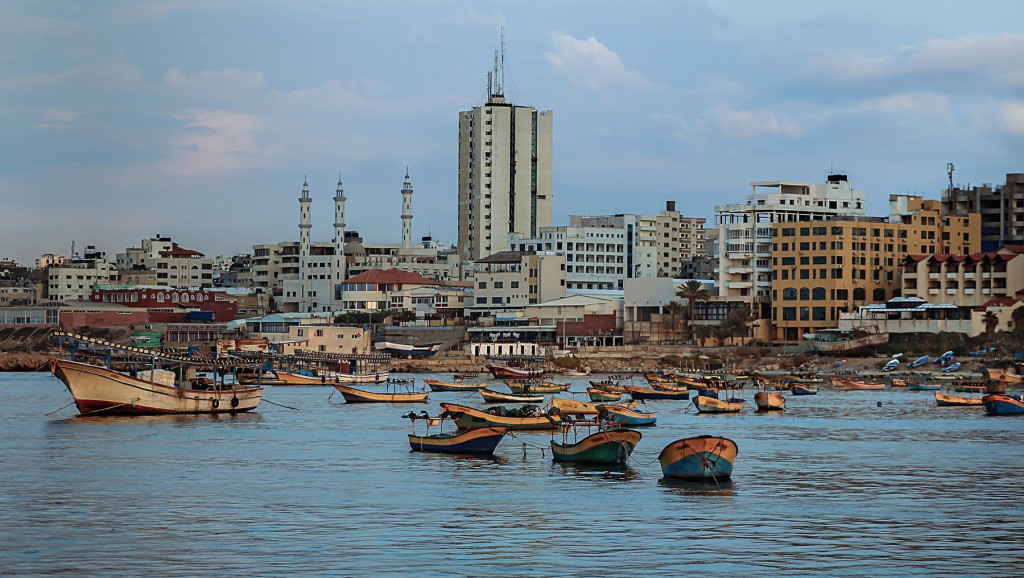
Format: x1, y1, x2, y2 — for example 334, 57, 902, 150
2, 370, 1023, 576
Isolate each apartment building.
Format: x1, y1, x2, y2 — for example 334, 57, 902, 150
338, 269, 439, 314
943, 172, 1024, 251
901, 244, 1024, 307
116, 235, 214, 289
467, 251, 566, 316
509, 225, 627, 290
769, 195, 979, 341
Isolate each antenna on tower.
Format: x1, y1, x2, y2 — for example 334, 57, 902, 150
947, 162, 955, 194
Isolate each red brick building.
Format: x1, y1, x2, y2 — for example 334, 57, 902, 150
90, 287, 238, 321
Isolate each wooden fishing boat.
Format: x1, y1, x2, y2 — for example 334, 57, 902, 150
906, 382, 941, 391
335, 371, 389, 384
658, 436, 738, 481
982, 394, 1024, 415
782, 376, 824, 385
791, 384, 818, 395
692, 395, 745, 413
934, 392, 984, 407
275, 369, 337, 385
550, 424, 642, 465
587, 387, 622, 402
987, 369, 1023, 385
624, 384, 690, 401
504, 381, 564, 394
404, 411, 506, 454
597, 404, 657, 427
830, 377, 885, 391
754, 391, 785, 411
440, 403, 560, 431
479, 388, 544, 404
423, 378, 485, 392
563, 370, 590, 377
375, 341, 441, 358
488, 363, 544, 379
551, 397, 638, 416
333, 384, 428, 404
588, 379, 626, 392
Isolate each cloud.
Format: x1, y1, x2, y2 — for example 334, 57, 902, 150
158, 109, 270, 178
545, 32, 654, 93
807, 33, 1024, 89
42, 108, 86, 122
971, 99, 1024, 136
857, 92, 952, 116
705, 104, 803, 139
163, 67, 265, 102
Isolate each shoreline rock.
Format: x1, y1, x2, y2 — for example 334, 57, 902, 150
0, 352, 51, 372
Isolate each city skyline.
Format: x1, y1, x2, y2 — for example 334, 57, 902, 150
2, 1, 1023, 265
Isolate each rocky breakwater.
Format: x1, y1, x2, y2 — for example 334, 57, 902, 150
0, 352, 51, 372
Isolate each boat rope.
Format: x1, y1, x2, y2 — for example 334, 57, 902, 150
0, 360, 51, 394
506, 431, 547, 457
260, 398, 300, 411
44, 397, 76, 416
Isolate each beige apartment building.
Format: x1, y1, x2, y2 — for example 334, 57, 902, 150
901, 244, 1024, 306
770, 195, 980, 341
279, 325, 371, 355
467, 251, 566, 316
116, 235, 214, 289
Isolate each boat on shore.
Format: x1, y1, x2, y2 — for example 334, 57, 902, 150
48, 332, 263, 415
479, 388, 544, 404
982, 394, 1024, 415
333, 384, 428, 404
423, 378, 485, 392
692, 395, 745, 413
597, 404, 657, 427
403, 411, 506, 455
550, 421, 641, 465
375, 341, 441, 358
803, 328, 888, 355
440, 403, 561, 431
658, 436, 738, 481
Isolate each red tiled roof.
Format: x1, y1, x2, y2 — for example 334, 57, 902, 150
343, 268, 439, 286
159, 243, 205, 257
980, 298, 1020, 308
476, 251, 531, 264
1002, 244, 1024, 253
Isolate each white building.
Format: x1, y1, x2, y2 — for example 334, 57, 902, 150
468, 251, 566, 316
117, 235, 214, 289
457, 46, 553, 262
509, 225, 628, 290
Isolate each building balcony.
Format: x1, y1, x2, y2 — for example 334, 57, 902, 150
928, 289, 940, 295
982, 272, 991, 279
982, 288, 991, 294
964, 288, 975, 295
928, 273, 940, 279
946, 288, 958, 295
726, 281, 753, 289
963, 272, 975, 279
727, 266, 753, 274
946, 272, 958, 279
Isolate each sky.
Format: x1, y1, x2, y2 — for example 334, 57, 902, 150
2, 1, 1023, 265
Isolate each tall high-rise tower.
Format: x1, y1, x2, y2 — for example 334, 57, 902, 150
333, 175, 347, 283
298, 177, 312, 312
401, 170, 414, 249
457, 37, 553, 262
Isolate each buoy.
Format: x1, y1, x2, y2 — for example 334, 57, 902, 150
877, 401, 882, 407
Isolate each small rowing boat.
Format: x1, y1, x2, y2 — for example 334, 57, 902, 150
504, 380, 565, 394
658, 436, 738, 481
587, 387, 622, 402
597, 404, 657, 427
333, 384, 428, 404
934, 392, 984, 407
692, 395, 745, 413
982, 394, 1024, 415
550, 420, 641, 465
754, 391, 785, 411
624, 384, 690, 401
423, 378, 485, 392
479, 388, 544, 404
791, 384, 818, 395
830, 377, 885, 391
440, 402, 561, 431
404, 411, 506, 455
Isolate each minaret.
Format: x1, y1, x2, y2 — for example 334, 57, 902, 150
401, 169, 413, 249
298, 177, 312, 312
333, 174, 347, 284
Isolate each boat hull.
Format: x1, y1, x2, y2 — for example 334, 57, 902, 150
587, 388, 622, 402
658, 436, 738, 480
335, 372, 389, 384
376, 341, 441, 357
51, 359, 262, 415
597, 404, 657, 426
791, 385, 818, 396
488, 364, 544, 379
754, 392, 785, 411
625, 384, 690, 401
333, 384, 428, 403
424, 378, 484, 392
906, 383, 941, 391
987, 369, 1023, 384
276, 370, 334, 385
408, 427, 506, 454
934, 392, 983, 407
692, 395, 745, 413
440, 403, 559, 431
982, 394, 1024, 415
551, 429, 642, 465
505, 381, 563, 394
479, 388, 544, 404
830, 377, 885, 390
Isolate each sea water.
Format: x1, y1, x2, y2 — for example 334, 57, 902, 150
1, 371, 1022, 576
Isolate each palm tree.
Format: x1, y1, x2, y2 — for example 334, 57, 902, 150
719, 318, 739, 346
725, 307, 755, 345
694, 325, 714, 348
675, 280, 710, 343
983, 310, 999, 342
1011, 305, 1024, 337
663, 300, 686, 342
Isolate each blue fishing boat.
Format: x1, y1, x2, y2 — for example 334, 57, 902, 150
597, 404, 658, 426
906, 382, 941, 391
791, 384, 818, 396
908, 356, 930, 369
982, 394, 1024, 416
941, 362, 962, 373
882, 359, 900, 372
970, 347, 995, 357
658, 436, 738, 481
935, 351, 954, 365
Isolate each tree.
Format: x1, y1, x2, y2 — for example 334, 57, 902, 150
663, 300, 686, 342
983, 310, 999, 342
694, 325, 714, 348
675, 280, 710, 343
725, 307, 755, 345
1011, 304, 1024, 337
